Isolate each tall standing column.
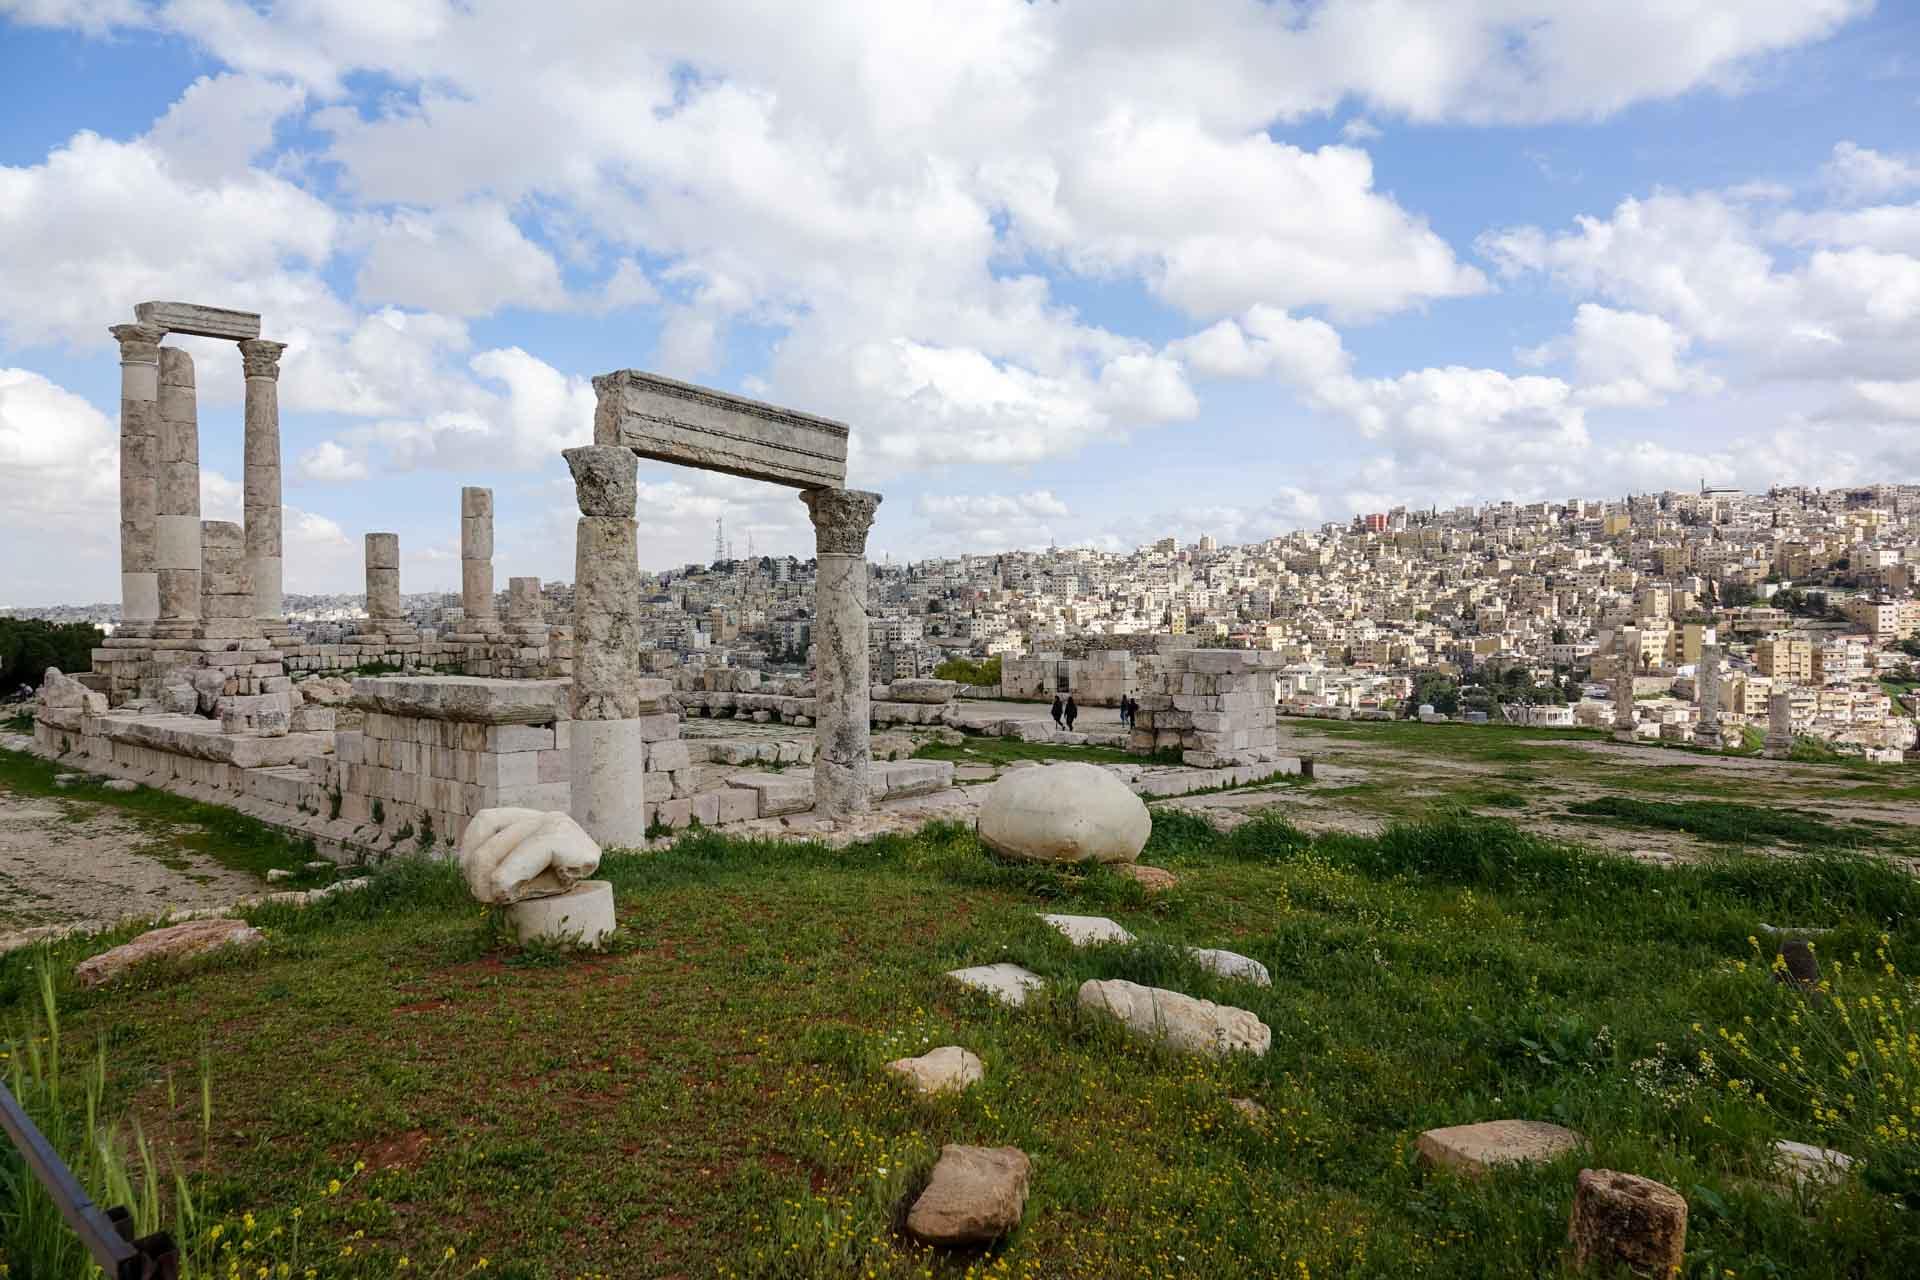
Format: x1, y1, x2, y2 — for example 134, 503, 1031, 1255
461, 487, 497, 631
152, 347, 202, 637
239, 339, 288, 624
364, 533, 403, 628
1693, 644, 1723, 748
110, 322, 165, 633
565, 446, 647, 847
1765, 689, 1795, 759
802, 487, 881, 820
1612, 670, 1636, 736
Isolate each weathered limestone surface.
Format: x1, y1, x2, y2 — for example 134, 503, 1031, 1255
1187, 947, 1271, 987
351, 675, 570, 724
570, 718, 648, 848
154, 347, 202, 629
459, 807, 602, 904
1567, 1169, 1687, 1277
565, 446, 648, 845
1766, 689, 1795, 759
1773, 1139, 1854, 1189
1078, 978, 1271, 1057
1416, 1120, 1584, 1175
363, 533, 403, 623
134, 300, 262, 340
594, 368, 849, 489
1040, 913, 1136, 947
199, 521, 254, 626
240, 338, 287, 621
886, 1046, 985, 1096
506, 880, 615, 947
977, 763, 1150, 864
75, 918, 263, 988
565, 443, 638, 516
112, 322, 164, 627
803, 487, 880, 820
947, 963, 1046, 1008
906, 1145, 1030, 1246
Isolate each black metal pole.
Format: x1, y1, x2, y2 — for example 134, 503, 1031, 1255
0, 1078, 177, 1279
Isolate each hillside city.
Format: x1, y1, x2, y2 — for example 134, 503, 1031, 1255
13, 481, 1920, 761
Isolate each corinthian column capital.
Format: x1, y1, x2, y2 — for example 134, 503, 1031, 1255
801, 487, 881, 556
238, 338, 288, 380
109, 322, 165, 365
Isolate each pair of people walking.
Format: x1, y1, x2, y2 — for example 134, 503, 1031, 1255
1050, 692, 1078, 732
1118, 694, 1137, 727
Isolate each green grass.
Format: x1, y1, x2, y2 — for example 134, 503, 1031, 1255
1564, 795, 1912, 852
6, 811, 1920, 1277
0, 745, 323, 881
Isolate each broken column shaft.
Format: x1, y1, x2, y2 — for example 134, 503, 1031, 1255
565, 446, 647, 848
461, 486, 496, 631
111, 322, 165, 633
802, 487, 882, 820
153, 347, 202, 636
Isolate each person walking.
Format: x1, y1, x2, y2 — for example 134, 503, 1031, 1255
1064, 694, 1079, 732
1120, 694, 1134, 727
1051, 693, 1064, 729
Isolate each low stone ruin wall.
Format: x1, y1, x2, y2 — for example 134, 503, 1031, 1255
1129, 650, 1284, 768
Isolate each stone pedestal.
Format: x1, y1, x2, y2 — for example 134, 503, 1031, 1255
565, 446, 647, 846
111, 323, 165, 634
802, 487, 880, 819
152, 347, 202, 639
461, 487, 497, 632
506, 880, 615, 947
240, 339, 287, 623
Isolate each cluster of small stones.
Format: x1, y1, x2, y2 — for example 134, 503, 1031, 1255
1127, 649, 1286, 767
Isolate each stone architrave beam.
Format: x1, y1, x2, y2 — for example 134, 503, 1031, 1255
592, 369, 848, 489
133, 301, 262, 341
802, 486, 881, 820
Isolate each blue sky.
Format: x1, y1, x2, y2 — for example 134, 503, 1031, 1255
2, 0, 1918, 605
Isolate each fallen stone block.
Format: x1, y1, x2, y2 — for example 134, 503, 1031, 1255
1416, 1120, 1584, 1175
885, 1045, 984, 1096
1567, 1169, 1687, 1277
1039, 913, 1135, 947
75, 918, 263, 988
350, 675, 569, 725
1078, 978, 1269, 1057
978, 763, 1150, 864
1187, 947, 1270, 987
947, 963, 1046, 1008
906, 1145, 1030, 1247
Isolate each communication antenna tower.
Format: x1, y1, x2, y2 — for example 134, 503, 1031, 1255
714, 516, 725, 563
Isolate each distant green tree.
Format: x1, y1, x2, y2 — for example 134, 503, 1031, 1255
933, 655, 1002, 687
0, 618, 104, 696
1411, 672, 1459, 715
1721, 584, 1757, 607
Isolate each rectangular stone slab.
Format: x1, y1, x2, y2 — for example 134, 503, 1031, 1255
134, 301, 263, 341
593, 369, 848, 489
350, 676, 570, 724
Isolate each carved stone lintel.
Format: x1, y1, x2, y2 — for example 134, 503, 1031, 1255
109, 323, 165, 365
239, 338, 287, 380
801, 488, 881, 556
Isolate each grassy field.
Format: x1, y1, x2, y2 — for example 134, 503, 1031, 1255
5, 807, 1920, 1278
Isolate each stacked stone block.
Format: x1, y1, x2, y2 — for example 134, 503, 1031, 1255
1127, 650, 1283, 768
152, 348, 202, 638
460, 487, 497, 632
199, 520, 257, 639
239, 339, 288, 626
357, 532, 417, 640
111, 322, 165, 632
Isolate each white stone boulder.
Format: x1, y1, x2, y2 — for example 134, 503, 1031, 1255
888, 679, 961, 704
506, 880, 616, 947
1039, 914, 1135, 947
74, 918, 263, 988
947, 963, 1046, 1008
459, 807, 602, 905
1415, 1120, 1585, 1175
977, 762, 1151, 864
886, 1045, 984, 1095
1187, 947, 1271, 987
906, 1145, 1031, 1246
1773, 1139, 1853, 1189
1078, 978, 1270, 1057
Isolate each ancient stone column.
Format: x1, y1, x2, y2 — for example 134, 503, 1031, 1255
1765, 689, 1795, 759
152, 347, 202, 636
1612, 670, 1636, 735
565, 446, 647, 847
199, 520, 254, 636
461, 487, 496, 631
802, 487, 881, 819
364, 533, 403, 628
239, 339, 288, 623
1693, 644, 1722, 749
507, 577, 544, 629
110, 322, 165, 633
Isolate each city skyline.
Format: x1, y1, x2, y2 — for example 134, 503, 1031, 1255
3, 2, 1920, 605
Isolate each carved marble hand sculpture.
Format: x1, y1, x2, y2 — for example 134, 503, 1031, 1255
459, 807, 603, 904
